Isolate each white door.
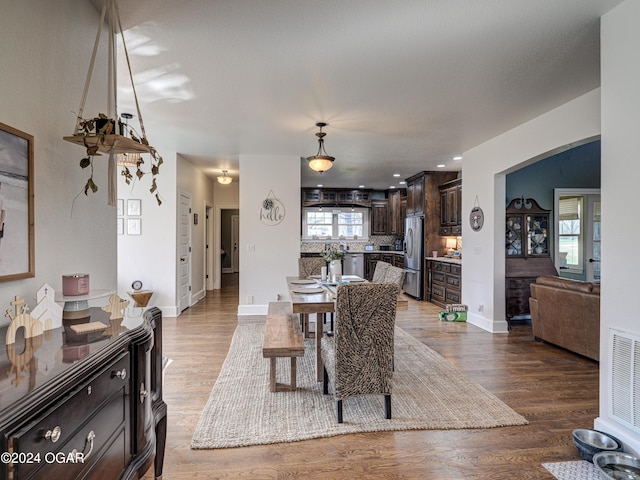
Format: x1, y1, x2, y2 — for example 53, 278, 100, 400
586, 195, 601, 283
231, 214, 240, 273
179, 192, 192, 312
206, 205, 214, 290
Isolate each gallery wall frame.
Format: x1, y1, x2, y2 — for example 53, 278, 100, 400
0, 122, 35, 282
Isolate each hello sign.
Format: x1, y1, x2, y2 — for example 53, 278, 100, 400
260, 190, 285, 226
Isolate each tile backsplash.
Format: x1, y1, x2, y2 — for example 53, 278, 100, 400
301, 235, 401, 253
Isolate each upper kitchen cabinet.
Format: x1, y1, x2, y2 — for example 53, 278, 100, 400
371, 199, 389, 235
406, 172, 458, 217
302, 188, 371, 207
439, 178, 462, 236
389, 189, 406, 236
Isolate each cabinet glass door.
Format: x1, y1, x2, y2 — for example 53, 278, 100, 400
526, 214, 549, 255
506, 215, 523, 256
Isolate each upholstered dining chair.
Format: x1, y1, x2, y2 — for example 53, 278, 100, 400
297, 257, 329, 335
321, 282, 400, 423
383, 265, 406, 291
298, 257, 326, 279
371, 260, 391, 282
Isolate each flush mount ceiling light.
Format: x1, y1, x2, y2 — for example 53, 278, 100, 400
217, 170, 232, 185
306, 122, 335, 173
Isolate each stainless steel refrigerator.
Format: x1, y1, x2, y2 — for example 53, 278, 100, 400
404, 216, 423, 299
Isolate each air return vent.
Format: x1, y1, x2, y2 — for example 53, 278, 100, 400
610, 329, 640, 434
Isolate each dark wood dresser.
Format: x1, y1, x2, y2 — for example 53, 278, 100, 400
0, 307, 166, 480
426, 258, 462, 308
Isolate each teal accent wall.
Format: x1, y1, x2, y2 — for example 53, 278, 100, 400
506, 140, 600, 280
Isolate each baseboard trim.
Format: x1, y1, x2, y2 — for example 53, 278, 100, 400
237, 304, 268, 316
467, 312, 509, 333
594, 416, 640, 456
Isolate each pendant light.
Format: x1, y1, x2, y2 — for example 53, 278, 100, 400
217, 170, 232, 185
307, 122, 335, 173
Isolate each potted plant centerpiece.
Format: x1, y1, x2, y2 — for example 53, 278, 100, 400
320, 247, 346, 277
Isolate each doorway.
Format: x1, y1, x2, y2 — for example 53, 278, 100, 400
178, 192, 192, 312
554, 188, 601, 282
220, 208, 240, 274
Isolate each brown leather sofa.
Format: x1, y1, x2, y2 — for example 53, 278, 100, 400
528, 275, 600, 361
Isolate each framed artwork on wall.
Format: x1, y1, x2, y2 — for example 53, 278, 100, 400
0, 122, 35, 282
127, 218, 141, 235
127, 198, 141, 216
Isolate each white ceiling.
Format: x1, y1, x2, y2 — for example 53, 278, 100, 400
97, 0, 621, 189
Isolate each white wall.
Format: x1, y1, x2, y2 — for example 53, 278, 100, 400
0, 0, 116, 325
461, 90, 601, 333
117, 151, 178, 316
176, 155, 215, 304
596, 0, 640, 454
238, 155, 300, 315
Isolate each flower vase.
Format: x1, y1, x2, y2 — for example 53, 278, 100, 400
328, 260, 342, 277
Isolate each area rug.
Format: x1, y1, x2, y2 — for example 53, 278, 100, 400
543, 460, 600, 480
191, 324, 528, 449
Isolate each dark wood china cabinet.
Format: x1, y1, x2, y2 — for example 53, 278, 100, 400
505, 197, 558, 325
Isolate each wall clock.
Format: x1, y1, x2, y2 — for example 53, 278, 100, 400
470, 206, 484, 232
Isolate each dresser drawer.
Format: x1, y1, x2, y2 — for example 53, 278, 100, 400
432, 262, 451, 273
446, 274, 460, 289
431, 283, 445, 300
432, 271, 446, 285
10, 353, 129, 478
445, 290, 461, 304
26, 391, 126, 480
450, 264, 461, 276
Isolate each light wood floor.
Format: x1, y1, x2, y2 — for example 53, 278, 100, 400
145, 273, 598, 479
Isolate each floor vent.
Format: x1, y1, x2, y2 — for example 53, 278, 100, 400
610, 329, 640, 434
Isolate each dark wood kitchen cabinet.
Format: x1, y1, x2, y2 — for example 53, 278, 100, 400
301, 188, 371, 207
0, 307, 166, 480
371, 199, 389, 235
439, 178, 462, 236
427, 259, 462, 308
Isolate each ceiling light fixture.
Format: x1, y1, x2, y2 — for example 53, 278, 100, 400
453, 156, 463, 161
307, 122, 335, 173
437, 164, 446, 168
217, 170, 232, 185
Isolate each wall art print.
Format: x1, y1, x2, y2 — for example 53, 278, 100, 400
0, 122, 34, 282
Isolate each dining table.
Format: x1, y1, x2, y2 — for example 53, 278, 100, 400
286, 275, 408, 382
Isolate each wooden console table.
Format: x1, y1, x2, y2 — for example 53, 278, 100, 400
0, 307, 166, 480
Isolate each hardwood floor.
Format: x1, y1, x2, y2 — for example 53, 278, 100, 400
145, 273, 598, 479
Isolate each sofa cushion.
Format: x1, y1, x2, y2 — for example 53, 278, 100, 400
535, 275, 594, 294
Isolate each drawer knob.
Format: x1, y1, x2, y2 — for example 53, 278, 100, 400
45, 426, 61, 443
113, 368, 127, 380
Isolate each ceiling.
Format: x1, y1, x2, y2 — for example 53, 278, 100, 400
95, 0, 622, 189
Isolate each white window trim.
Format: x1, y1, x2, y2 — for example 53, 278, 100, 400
554, 188, 600, 275
302, 207, 370, 241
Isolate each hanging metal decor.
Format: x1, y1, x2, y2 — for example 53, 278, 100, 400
469, 195, 484, 232
260, 190, 285, 226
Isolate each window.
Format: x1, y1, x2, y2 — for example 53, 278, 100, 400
558, 196, 583, 270
302, 208, 369, 240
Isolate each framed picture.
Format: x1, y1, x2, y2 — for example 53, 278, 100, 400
117, 218, 124, 235
117, 198, 124, 216
127, 198, 141, 216
0, 122, 35, 282
127, 218, 141, 235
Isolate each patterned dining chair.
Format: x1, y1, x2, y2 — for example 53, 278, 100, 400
371, 260, 391, 282
383, 265, 406, 291
321, 282, 400, 423
298, 257, 326, 279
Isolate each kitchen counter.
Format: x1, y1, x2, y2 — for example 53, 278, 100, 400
426, 256, 462, 265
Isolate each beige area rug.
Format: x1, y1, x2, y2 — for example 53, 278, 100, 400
191, 324, 528, 449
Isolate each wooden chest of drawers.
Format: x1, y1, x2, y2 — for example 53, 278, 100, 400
10, 352, 129, 479
427, 259, 462, 308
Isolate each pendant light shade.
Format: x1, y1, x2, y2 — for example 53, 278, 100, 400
217, 170, 232, 185
307, 122, 335, 173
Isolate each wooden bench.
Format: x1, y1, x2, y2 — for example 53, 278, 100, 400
263, 302, 305, 392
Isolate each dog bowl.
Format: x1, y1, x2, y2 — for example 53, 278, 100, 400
593, 451, 640, 480
573, 429, 623, 462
